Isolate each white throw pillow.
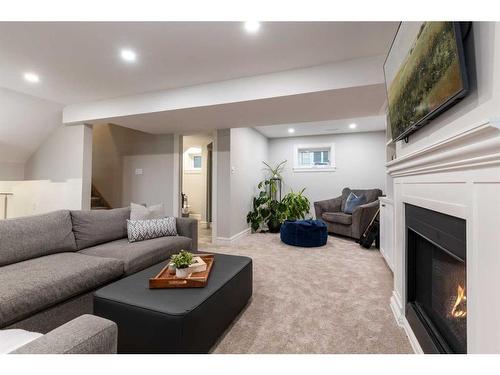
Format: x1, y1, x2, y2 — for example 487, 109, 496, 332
127, 217, 177, 243
130, 202, 164, 220
0, 329, 42, 353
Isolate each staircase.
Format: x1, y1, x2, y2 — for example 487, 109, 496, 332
91, 185, 111, 210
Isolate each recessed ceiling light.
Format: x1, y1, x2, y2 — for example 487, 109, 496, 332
23, 72, 40, 83
120, 49, 137, 62
288, 128, 295, 134
349, 123, 357, 129
244, 21, 261, 33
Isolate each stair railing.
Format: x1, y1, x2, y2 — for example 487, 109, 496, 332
0, 192, 13, 219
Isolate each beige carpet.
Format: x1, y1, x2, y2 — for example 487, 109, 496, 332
202, 233, 412, 354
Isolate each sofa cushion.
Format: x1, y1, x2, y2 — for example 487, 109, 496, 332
79, 236, 192, 275
0, 210, 77, 267
322, 212, 353, 225
70, 207, 130, 250
0, 253, 124, 328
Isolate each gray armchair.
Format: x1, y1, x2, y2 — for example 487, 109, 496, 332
10, 314, 117, 354
314, 188, 382, 240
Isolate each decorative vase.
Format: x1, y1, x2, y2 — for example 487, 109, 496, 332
176, 267, 190, 278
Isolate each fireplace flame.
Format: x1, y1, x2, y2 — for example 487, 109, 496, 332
451, 285, 467, 318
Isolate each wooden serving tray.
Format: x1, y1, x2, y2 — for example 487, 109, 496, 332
149, 254, 215, 289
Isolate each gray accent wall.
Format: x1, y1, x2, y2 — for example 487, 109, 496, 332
230, 128, 269, 237
92, 124, 175, 214
268, 131, 386, 216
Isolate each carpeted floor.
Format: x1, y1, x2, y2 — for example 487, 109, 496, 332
202, 233, 412, 354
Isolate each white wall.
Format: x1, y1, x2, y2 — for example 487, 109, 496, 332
25, 124, 90, 182
0, 179, 83, 219
0, 162, 24, 180
182, 135, 213, 221
268, 131, 386, 216
16, 123, 93, 213
229, 127, 269, 236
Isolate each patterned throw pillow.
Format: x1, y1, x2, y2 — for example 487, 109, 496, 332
127, 217, 177, 243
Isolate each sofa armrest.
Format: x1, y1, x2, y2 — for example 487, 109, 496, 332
314, 196, 342, 220
351, 200, 379, 239
176, 217, 198, 252
12, 315, 117, 354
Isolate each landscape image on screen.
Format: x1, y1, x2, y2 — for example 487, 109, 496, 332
385, 22, 465, 140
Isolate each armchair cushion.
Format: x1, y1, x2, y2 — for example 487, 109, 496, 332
322, 212, 352, 225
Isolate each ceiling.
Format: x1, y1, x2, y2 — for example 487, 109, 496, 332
0, 88, 63, 163
95, 83, 386, 134
255, 115, 386, 138
0, 22, 398, 104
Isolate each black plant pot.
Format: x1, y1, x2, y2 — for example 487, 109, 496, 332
267, 219, 282, 233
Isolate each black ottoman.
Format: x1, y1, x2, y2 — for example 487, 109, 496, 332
93, 253, 252, 353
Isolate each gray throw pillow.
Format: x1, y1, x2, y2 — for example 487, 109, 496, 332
343, 192, 367, 214
127, 217, 177, 243
130, 202, 164, 220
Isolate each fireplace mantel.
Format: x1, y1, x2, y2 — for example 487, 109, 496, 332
387, 120, 500, 177
387, 119, 500, 353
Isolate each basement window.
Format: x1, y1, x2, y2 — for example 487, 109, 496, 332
293, 143, 336, 172
184, 147, 202, 173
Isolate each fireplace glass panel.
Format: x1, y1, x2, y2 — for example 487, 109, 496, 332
410, 231, 467, 353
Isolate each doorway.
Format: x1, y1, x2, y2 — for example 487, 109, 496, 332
181, 134, 213, 245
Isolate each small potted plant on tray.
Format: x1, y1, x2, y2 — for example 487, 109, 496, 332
171, 250, 194, 278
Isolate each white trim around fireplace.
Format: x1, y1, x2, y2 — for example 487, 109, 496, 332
387, 119, 500, 353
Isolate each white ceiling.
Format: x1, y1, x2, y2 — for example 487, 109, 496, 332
0, 88, 63, 163
0, 22, 398, 104
254, 115, 386, 138
94, 83, 386, 134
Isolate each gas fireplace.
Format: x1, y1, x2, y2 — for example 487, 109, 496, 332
405, 204, 467, 354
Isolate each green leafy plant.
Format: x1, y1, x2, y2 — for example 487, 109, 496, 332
258, 160, 286, 200
171, 250, 193, 269
281, 188, 311, 221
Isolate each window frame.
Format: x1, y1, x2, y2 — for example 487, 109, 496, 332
184, 147, 203, 174
293, 143, 336, 172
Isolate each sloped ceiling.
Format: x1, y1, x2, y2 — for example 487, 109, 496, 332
0, 87, 63, 163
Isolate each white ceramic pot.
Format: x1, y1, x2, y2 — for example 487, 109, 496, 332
167, 262, 176, 275
176, 267, 190, 278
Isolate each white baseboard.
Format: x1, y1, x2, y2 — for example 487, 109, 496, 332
216, 227, 250, 244
390, 291, 423, 354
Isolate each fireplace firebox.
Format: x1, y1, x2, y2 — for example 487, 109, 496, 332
405, 204, 467, 354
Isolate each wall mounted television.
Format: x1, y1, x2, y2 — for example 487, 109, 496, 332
384, 22, 470, 142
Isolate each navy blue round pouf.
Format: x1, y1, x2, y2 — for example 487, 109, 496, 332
280, 220, 328, 247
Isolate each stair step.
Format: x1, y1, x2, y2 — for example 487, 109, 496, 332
91, 206, 109, 210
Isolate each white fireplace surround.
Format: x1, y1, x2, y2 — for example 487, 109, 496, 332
386, 119, 500, 353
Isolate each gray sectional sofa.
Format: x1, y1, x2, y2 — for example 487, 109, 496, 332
0, 208, 197, 334
10, 314, 118, 354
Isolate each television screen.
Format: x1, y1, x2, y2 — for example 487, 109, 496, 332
384, 22, 469, 141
